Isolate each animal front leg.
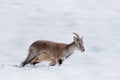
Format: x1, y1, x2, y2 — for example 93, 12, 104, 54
49, 59, 56, 66
58, 59, 63, 65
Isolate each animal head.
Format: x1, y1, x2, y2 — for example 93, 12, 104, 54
73, 32, 85, 52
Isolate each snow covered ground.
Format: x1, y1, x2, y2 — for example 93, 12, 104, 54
0, 0, 120, 80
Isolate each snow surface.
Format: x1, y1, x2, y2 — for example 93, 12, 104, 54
0, 0, 120, 80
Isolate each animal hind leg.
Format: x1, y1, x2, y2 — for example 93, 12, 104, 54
30, 56, 42, 65
21, 49, 38, 67
30, 52, 56, 66
32, 62, 39, 65
30, 52, 49, 65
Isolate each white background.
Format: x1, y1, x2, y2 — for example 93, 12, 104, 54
0, 0, 120, 80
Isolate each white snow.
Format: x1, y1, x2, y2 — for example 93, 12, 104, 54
0, 0, 120, 80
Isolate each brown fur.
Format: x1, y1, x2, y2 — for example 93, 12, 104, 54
30, 40, 67, 58
22, 40, 68, 66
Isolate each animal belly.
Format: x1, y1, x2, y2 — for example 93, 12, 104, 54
31, 52, 55, 63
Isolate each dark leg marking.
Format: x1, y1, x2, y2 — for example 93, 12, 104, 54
32, 62, 39, 65
58, 59, 62, 65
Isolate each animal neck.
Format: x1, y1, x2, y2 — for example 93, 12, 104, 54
66, 42, 76, 54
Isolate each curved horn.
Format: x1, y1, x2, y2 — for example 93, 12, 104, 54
73, 32, 80, 39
